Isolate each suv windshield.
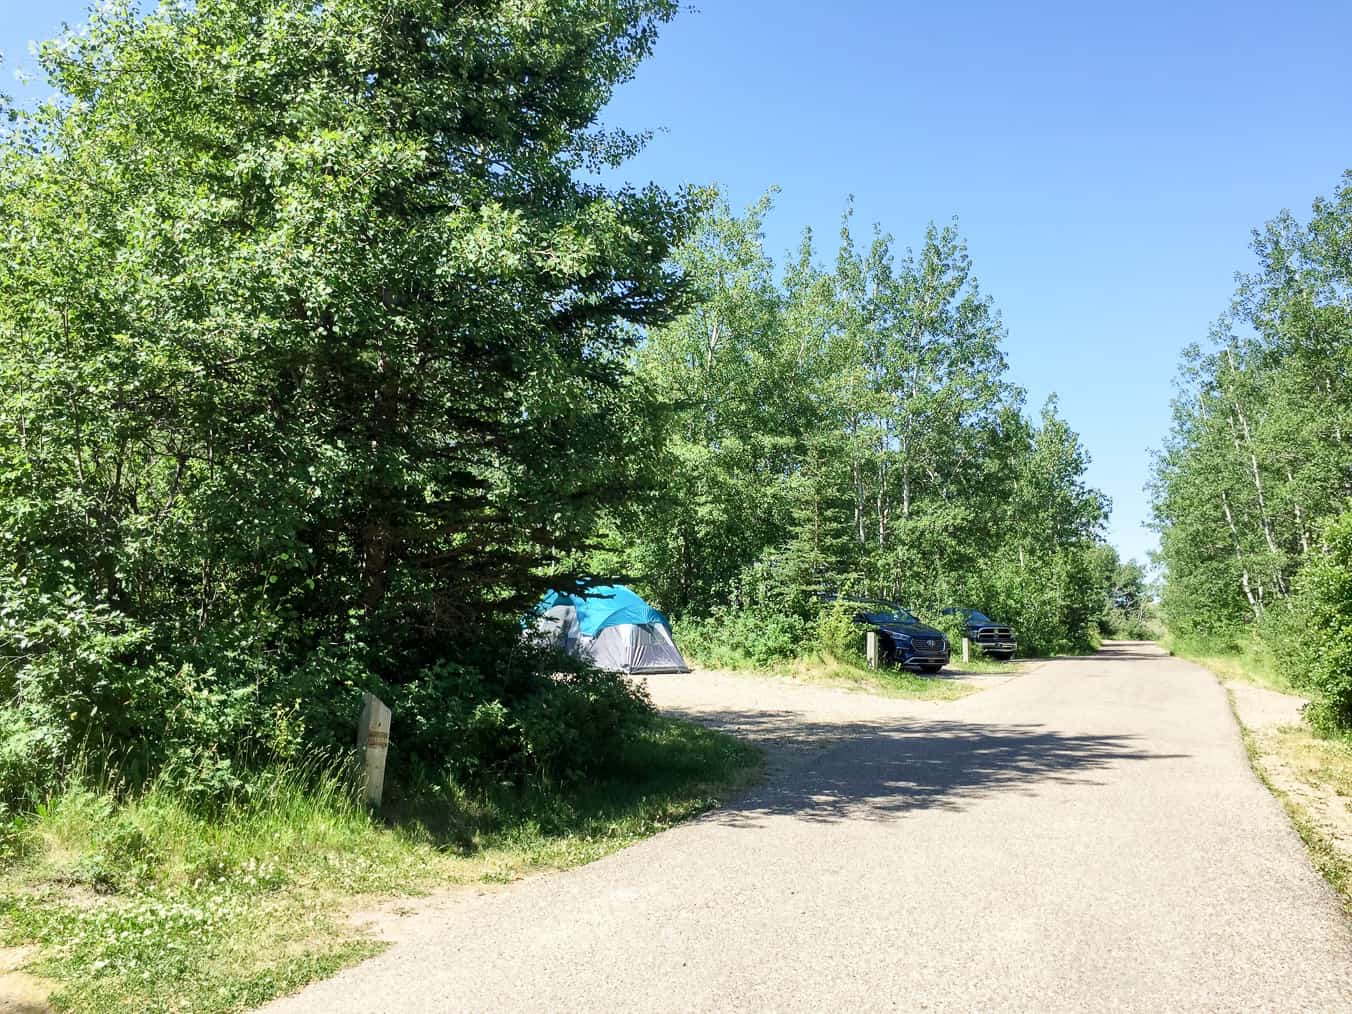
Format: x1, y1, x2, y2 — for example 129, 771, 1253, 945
856, 601, 920, 625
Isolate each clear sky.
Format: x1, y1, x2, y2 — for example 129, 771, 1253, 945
5, 1, 1352, 565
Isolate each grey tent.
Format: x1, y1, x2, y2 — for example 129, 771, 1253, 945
531, 585, 691, 675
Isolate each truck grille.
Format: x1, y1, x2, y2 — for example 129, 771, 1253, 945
975, 627, 1012, 642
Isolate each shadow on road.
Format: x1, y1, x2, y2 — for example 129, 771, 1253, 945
1051, 641, 1164, 663
677, 709, 1180, 827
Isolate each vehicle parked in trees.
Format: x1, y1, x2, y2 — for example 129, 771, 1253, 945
942, 608, 1017, 660
836, 598, 951, 674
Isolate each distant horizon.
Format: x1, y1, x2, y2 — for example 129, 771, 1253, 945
6, 1, 1352, 566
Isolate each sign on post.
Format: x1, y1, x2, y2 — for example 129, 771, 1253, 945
866, 631, 880, 670
357, 693, 392, 810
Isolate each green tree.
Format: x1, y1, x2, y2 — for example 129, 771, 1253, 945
1153, 171, 1352, 654
608, 195, 1111, 658
0, 0, 693, 783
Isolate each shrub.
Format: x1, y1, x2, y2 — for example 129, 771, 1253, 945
0, 802, 39, 863
1272, 511, 1352, 733
927, 612, 969, 655
380, 648, 655, 790
816, 602, 866, 664
678, 605, 811, 668
0, 708, 59, 809
72, 815, 162, 893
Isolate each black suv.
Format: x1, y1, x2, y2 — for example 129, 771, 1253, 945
840, 599, 950, 674
943, 608, 1017, 661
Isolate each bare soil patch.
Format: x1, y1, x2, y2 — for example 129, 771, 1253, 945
0, 947, 54, 1014
1225, 680, 1352, 902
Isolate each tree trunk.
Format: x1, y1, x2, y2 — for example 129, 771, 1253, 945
1224, 349, 1285, 592
362, 521, 391, 614
1286, 467, 1312, 556
1221, 490, 1261, 619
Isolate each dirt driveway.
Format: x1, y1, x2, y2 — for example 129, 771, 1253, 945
267, 642, 1352, 1012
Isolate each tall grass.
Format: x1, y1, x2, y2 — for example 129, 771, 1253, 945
1164, 631, 1298, 696
1, 716, 761, 1013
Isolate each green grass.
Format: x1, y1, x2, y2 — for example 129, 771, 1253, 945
0, 716, 761, 1013
1164, 633, 1299, 695
947, 653, 1023, 675
687, 647, 1025, 701
781, 653, 987, 700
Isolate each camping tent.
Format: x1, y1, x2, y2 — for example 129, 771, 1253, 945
530, 585, 691, 675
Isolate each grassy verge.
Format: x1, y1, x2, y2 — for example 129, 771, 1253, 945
945, 653, 1023, 675
1163, 634, 1298, 695
683, 650, 1020, 701
783, 655, 982, 700
0, 716, 761, 1013
1178, 642, 1352, 915
1230, 710, 1352, 913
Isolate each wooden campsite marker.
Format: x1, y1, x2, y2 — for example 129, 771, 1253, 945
358, 693, 392, 810
962, 637, 971, 664
866, 631, 880, 670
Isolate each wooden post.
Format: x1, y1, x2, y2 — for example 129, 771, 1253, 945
357, 693, 392, 810
866, 631, 880, 670
962, 637, 971, 664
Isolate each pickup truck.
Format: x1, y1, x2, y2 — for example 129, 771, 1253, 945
944, 608, 1017, 661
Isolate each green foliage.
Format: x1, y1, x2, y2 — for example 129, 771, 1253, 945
600, 196, 1113, 659
927, 611, 970, 652
1100, 558, 1157, 639
1270, 512, 1352, 732
816, 602, 868, 665
679, 606, 811, 668
1, 720, 759, 1013
0, 803, 38, 864
0, 0, 694, 797
0, 707, 60, 810
1153, 170, 1352, 727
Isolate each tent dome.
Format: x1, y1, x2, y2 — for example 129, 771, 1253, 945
537, 585, 672, 638
531, 585, 689, 675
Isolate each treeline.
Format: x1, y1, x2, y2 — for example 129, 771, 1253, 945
1, 0, 1127, 810
590, 197, 1120, 662
0, 0, 693, 804
1152, 171, 1352, 729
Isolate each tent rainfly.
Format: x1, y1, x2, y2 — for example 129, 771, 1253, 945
530, 585, 691, 675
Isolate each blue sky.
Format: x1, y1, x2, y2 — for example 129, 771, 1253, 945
5, 2, 1352, 565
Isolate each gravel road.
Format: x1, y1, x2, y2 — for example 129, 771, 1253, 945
266, 642, 1352, 1012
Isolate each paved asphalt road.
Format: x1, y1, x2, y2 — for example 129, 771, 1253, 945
267, 642, 1352, 1012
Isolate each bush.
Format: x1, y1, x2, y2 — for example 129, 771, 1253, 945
1271, 511, 1352, 733
952, 552, 1104, 657
816, 602, 866, 664
0, 708, 59, 809
378, 647, 656, 790
0, 617, 657, 809
927, 612, 969, 654
678, 605, 811, 668
0, 802, 39, 863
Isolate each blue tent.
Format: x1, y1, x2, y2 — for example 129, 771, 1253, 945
531, 585, 690, 675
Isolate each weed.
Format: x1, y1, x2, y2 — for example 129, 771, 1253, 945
1, 716, 760, 1013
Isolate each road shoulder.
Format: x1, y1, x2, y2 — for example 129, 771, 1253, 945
1219, 672, 1352, 913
